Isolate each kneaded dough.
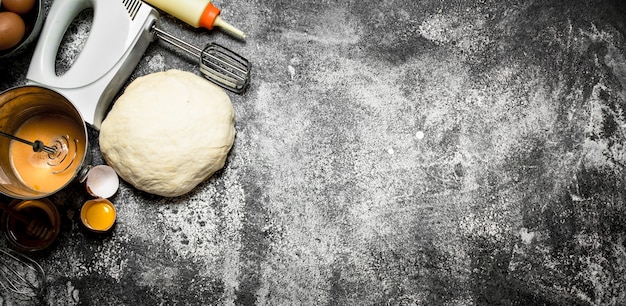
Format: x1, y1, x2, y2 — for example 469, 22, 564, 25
99, 69, 235, 197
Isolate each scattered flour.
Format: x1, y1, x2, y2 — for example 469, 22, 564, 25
56, 10, 92, 73
288, 65, 296, 79
418, 13, 491, 54
281, 8, 361, 45
65, 281, 79, 305
519, 228, 535, 245
415, 130, 425, 140
147, 53, 166, 71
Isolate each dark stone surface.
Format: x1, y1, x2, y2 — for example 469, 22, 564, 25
1, 0, 626, 304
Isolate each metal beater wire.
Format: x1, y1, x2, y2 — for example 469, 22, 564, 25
151, 25, 250, 93
152, 26, 247, 75
0, 248, 45, 298
0, 131, 56, 154
152, 26, 200, 58
200, 45, 248, 84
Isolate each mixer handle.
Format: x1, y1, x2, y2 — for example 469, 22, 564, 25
27, 0, 133, 88
27, 0, 91, 82
25, 0, 159, 128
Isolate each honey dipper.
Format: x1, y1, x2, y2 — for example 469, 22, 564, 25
0, 201, 52, 241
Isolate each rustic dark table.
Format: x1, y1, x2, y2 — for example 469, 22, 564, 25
1, 0, 626, 304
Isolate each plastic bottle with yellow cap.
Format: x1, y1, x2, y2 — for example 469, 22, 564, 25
143, 0, 246, 40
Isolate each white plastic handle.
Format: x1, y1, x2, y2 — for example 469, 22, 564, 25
28, 0, 131, 89
28, 0, 92, 82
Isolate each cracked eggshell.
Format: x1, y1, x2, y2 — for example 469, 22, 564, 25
98, 70, 235, 197
85, 165, 119, 198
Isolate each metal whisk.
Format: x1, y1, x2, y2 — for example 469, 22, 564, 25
0, 247, 45, 299
0, 131, 56, 154
152, 25, 251, 94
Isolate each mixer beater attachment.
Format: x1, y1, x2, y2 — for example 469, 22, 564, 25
152, 25, 251, 94
0, 247, 45, 299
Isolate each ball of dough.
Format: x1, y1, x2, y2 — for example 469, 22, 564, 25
99, 70, 235, 197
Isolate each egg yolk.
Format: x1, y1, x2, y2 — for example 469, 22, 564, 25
85, 201, 115, 230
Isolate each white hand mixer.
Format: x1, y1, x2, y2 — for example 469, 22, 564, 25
26, 0, 250, 130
